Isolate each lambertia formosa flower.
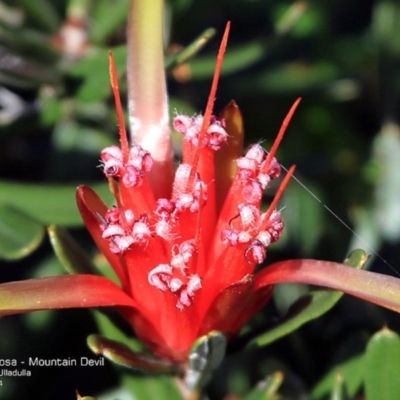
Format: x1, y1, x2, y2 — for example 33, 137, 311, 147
2, 16, 400, 367
75, 25, 297, 361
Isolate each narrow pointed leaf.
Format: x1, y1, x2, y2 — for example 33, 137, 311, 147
311, 354, 364, 400
249, 250, 368, 347
16, 0, 60, 32
69, 46, 127, 102
48, 225, 100, 275
87, 334, 180, 374
188, 40, 266, 79
244, 371, 284, 400
330, 372, 350, 400
0, 204, 45, 260
166, 28, 216, 70
255, 250, 400, 313
0, 275, 136, 316
185, 331, 227, 391
364, 327, 400, 400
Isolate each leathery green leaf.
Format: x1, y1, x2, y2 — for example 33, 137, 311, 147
165, 27, 216, 70
122, 374, 183, 400
47, 225, 99, 275
0, 204, 45, 260
92, 309, 144, 353
87, 334, 180, 374
365, 327, 400, 400
0, 180, 113, 227
311, 354, 364, 400
330, 371, 350, 400
186, 331, 227, 391
249, 249, 368, 348
244, 371, 284, 400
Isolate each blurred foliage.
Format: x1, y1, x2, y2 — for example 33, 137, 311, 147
312, 326, 400, 400
1, 0, 400, 399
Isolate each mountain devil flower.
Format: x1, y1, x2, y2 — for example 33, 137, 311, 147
74, 23, 297, 361
2, 7, 400, 369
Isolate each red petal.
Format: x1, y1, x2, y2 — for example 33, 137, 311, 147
0, 275, 136, 316
208, 176, 250, 265
77, 187, 199, 358
228, 285, 273, 333
199, 274, 254, 338
202, 243, 253, 303
121, 244, 199, 361
216, 101, 244, 213
255, 259, 400, 313
118, 176, 157, 215
76, 185, 128, 289
122, 306, 195, 363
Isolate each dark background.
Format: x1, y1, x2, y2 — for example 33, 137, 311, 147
0, 0, 400, 398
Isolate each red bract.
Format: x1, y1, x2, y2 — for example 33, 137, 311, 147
76, 24, 297, 361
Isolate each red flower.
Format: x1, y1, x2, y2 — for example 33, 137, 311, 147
75, 23, 298, 361
1, 21, 400, 366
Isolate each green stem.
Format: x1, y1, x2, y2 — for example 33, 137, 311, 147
127, 0, 174, 198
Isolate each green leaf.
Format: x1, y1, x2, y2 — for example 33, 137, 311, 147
48, 225, 120, 285
249, 250, 368, 348
40, 94, 63, 126
232, 62, 338, 95
122, 374, 183, 400
0, 21, 60, 64
373, 1, 400, 55
91, 0, 129, 44
364, 327, 400, 400
0, 180, 113, 227
92, 309, 143, 352
311, 354, 364, 400
87, 334, 180, 374
0, 204, 45, 260
185, 331, 227, 391
15, 0, 60, 33
188, 40, 266, 79
274, 2, 312, 37
69, 46, 127, 102
330, 371, 351, 400
281, 179, 324, 254
243, 372, 284, 400
47, 225, 99, 275
52, 120, 113, 154
165, 27, 216, 70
